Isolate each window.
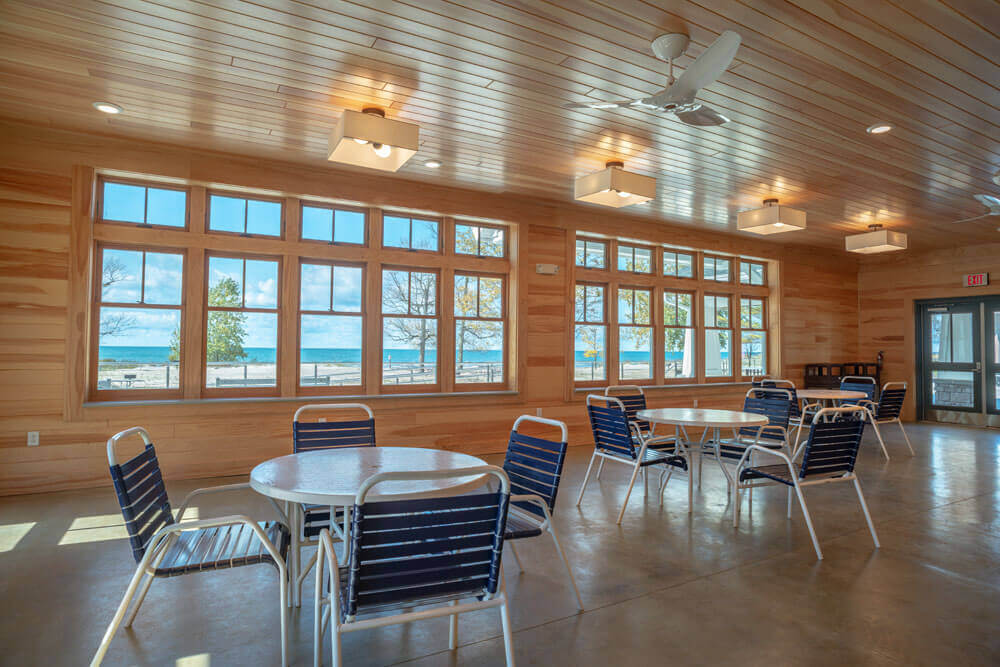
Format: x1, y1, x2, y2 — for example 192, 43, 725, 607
739, 260, 766, 286
704, 294, 732, 378
617, 244, 653, 273
456, 223, 505, 257
575, 238, 606, 269
100, 180, 187, 228
663, 251, 694, 278
455, 274, 505, 384
208, 193, 282, 237
299, 262, 363, 388
382, 214, 440, 251
95, 247, 183, 392
703, 256, 731, 282
740, 297, 767, 377
664, 291, 695, 379
382, 268, 438, 386
205, 255, 279, 389
618, 288, 652, 380
301, 204, 365, 244
574, 284, 607, 382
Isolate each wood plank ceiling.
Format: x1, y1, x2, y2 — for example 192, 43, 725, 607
0, 0, 997, 251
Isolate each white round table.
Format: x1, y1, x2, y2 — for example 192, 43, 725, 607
796, 389, 867, 403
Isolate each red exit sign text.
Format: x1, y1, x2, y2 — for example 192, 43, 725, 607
964, 273, 989, 287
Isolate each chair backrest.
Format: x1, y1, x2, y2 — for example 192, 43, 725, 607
586, 394, 637, 459
875, 382, 907, 420
604, 385, 650, 432
799, 407, 867, 479
107, 427, 174, 563
292, 403, 375, 452
502, 416, 568, 519
344, 467, 510, 619
840, 376, 877, 401
739, 388, 793, 442
760, 378, 800, 417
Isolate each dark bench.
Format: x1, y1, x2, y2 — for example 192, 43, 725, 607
803, 352, 882, 390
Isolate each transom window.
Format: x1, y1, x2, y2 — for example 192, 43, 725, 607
617, 244, 653, 273
704, 294, 732, 378
382, 268, 438, 386
703, 256, 731, 282
740, 260, 766, 286
664, 291, 695, 379
455, 223, 505, 257
301, 204, 365, 245
299, 262, 364, 388
663, 250, 695, 278
382, 214, 440, 251
208, 193, 282, 237
100, 179, 187, 228
575, 238, 606, 269
454, 274, 505, 384
618, 288, 653, 380
574, 283, 607, 382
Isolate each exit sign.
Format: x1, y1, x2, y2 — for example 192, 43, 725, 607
964, 273, 989, 287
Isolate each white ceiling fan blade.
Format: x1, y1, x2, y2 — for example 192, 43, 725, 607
973, 193, 1000, 214
951, 213, 993, 224
669, 30, 742, 101
675, 105, 730, 126
563, 99, 642, 110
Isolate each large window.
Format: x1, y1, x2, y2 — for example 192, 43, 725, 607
94, 246, 183, 394
740, 297, 767, 377
618, 288, 652, 380
664, 291, 695, 379
382, 268, 439, 387
704, 294, 732, 378
299, 262, 363, 388
575, 284, 607, 382
455, 274, 505, 384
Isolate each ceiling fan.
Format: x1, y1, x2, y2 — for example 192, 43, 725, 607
951, 194, 1000, 224
564, 30, 742, 127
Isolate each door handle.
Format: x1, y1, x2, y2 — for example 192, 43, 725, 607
975, 362, 982, 372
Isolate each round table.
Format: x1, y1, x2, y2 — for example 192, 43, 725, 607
796, 389, 867, 403
250, 447, 489, 606
636, 409, 769, 507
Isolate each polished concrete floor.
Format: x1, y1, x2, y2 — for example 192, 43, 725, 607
2, 422, 999, 666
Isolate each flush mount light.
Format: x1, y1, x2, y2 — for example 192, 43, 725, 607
866, 122, 893, 134
328, 107, 419, 172
736, 198, 806, 234
424, 160, 442, 169
845, 223, 907, 254
574, 161, 655, 208
92, 101, 123, 114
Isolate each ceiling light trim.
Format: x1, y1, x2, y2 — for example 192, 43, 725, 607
737, 198, 806, 235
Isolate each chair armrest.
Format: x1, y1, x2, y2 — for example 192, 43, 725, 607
642, 433, 677, 447
176, 482, 252, 521
735, 442, 795, 472
509, 494, 551, 526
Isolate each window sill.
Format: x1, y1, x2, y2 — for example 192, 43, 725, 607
84, 389, 519, 408
573, 381, 752, 393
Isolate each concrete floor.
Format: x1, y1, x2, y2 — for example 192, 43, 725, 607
2, 422, 999, 666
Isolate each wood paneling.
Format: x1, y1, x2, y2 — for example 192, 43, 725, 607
0, 120, 861, 495
0, 1, 996, 252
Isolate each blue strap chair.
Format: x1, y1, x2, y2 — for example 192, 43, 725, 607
576, 394, 690, 524
712, 387, 794, 466
604, 384, 653, 436
732, 407, 880, 560
849, 381, 913, 458
291, 403, 375, 605
501, 416, 583, 610
839, 375, 877, 402
92, 427, 290, 666
762, 378, 820, 448
313, 467, 515, 667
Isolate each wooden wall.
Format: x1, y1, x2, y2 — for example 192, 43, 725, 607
858, 243, 1000, 420
0, 120, 860, 496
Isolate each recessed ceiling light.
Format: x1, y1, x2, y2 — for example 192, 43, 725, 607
92, 101, 123, 114
424, 160, 441, 169
866, 122, 893, 134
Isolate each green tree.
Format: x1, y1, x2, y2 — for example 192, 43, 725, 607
167, 327, 180, 362
206, 277, 247, 362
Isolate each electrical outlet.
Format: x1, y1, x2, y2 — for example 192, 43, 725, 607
27, 431, 39, 447
318, 417, 327, 423
536, 408, 543, 417
692, 399, 699, 408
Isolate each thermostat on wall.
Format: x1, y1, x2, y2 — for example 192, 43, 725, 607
535, 263, 560, 275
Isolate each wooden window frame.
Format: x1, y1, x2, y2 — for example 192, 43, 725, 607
738, 296, 768, 379
202, 251, 283, 398
453, 271, 507, 389
379, 265, 442, 393
574, 281, 609, 388
663, 249, 696, 280
616, 243, 655, 275
703, 292, 734, 381
575, 237, 608, 270
454, 221, 507, 258
97, 176, 190, 230
299, 201, 368, 247
617, 285, 654, 384
739, 259, 767, 286
381, 211, 443, 254
89, 243, 186, 401
206, 190, 286, 239
297, 258, 366, 395
703, 254, 733, 284
663, 289, 696, 384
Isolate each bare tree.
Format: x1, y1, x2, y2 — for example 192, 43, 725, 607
383, 270, 436, 370
99, 257, 137, 338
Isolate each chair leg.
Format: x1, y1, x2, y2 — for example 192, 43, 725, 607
897, 420, 914, 455
90, 556, 154, 666
616, 463, 643, 525
331, 609, 342, 667
786, 487, 793, 519
547, 524, 584, 610
853, 478, 880, 548
595, 458, 606, 479
122, 573, 154, 627
500, 597, 516, 667
792, 482, 823, 560
731, 480, 740, 528
297, 550, 319, 593
658, 468, 673, 505
313, 545, 323, 667
449, 599, 459, 650
277, 561, 289, 667
687, 458, 693, 514
575, 452, 598, 507
870, 421, 890, 461
508, 542, 524, 573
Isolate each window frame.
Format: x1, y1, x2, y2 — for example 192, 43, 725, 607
662, 289, 696, 383
89, 242, 186, 401
575, 237, 608, 270
703, 292, 734, 381
703, 254, 733, 284
381, 211, 443, 254
453, 271, 507, 388
574, 281, 609, 387
739, 296, 768, 379
617, 285, 654, 383
206, 190, 285, 239
616, 243, 655, 275
454, 222, 507, 258
299, 201, 368, 247
663, 250, 696, 280
379, 265, 442, 393
97, 176, 190, 230
739, 260, 767, 286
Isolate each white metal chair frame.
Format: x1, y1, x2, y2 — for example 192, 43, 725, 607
313, 466, 516, 667
731, 407, 880, 561
503, 416, 583, 610
846, 381, 914, 458
576, 394, 691, 524
92, 427, 290, 667
290, 403, 375, 606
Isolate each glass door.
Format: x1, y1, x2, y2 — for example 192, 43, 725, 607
923, 302, 981, 418
987, 298, 1000, 416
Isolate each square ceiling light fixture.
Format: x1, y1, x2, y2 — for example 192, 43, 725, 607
737, 198, 807, 234
574, 161, 656, 208
845, 224, 908, 254
328, 108, 419, 172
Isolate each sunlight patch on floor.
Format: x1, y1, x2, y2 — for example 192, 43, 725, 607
176, 653, 211, 666
57, 508, 198, 545
0, 522, 36, 552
